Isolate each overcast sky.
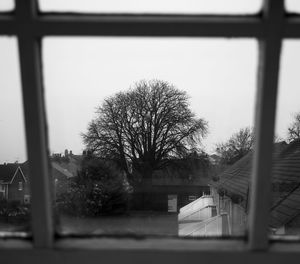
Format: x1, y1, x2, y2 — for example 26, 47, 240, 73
1, 1, 300, 163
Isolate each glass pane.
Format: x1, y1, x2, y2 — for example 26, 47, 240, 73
285, 0, 300, 13
43, 37, 257, 237
0, 0, 14, 11
0, 37, 30, 236
39, 0, 262, 14
270, 40, 300, 239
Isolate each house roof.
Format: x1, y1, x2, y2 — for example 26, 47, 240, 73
210, 140, 300, 228
210, 151, 253, 202
0, 163, 29, 184
211, 142, 288, 200
270, 140, 300, 227
270, 184, 300, 228
0, 163, 20, 183
52, 162, 74, 179
0, 155, 82, 184
51, 155, 82, 178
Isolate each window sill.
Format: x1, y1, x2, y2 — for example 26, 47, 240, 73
1, 237, 300, 263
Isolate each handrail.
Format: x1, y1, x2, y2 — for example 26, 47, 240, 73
180, 195, 213, 213
179, 205, 216, 222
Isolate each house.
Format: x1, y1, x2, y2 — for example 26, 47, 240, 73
50, 150, 82, 197
179, 140, 300, 237
131, 157, 211, 212
0, 150, 81, 204
0, 163, 30, 204
51, 149, 82, 178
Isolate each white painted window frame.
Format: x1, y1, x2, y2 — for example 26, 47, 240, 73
1, 0, 300, 262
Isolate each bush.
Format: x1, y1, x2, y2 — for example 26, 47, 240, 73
0, 200, 30, 223
56, 157, 132, 217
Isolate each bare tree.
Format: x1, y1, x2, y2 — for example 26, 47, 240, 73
82, 80, 208, 182
287, 112, 300, 143
216, 127, 254, 165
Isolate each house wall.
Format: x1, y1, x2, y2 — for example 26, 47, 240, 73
230, 203, 247, 236
51, 167, 69, 197
7, 171, 30, 203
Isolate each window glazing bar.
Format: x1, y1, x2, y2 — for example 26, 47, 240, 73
0, 13, 263, 37
16, 0, 53, 248
249, 0, 283, 250
0, 15, 16, 34
285, 17, 300, 38
2, 9, 300, 38
32, 15, 264, 37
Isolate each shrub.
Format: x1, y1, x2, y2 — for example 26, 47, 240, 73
56, 156, 132, 217
0, 200, 30, 223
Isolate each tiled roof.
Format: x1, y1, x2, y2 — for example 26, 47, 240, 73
52, 162, 74, 179
270, 140, 300, 227
211, 142, 288, 199
51, 155, 82, 178
211, 152, 253, 201
211, 140, 300, 228
270, 184, 300, 228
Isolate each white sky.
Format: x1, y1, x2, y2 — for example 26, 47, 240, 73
1, 1, 300, 163
43, 38, 257, 157
38, 0, 262, 14
0, 0, 14, 11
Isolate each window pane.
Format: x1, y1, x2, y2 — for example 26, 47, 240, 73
285, 0, 300, 13
0, 37, 30, 236
0, 0, 14, 11
270, 40, 300, 239
43, 37, 257, 237
39, 0, 262, 14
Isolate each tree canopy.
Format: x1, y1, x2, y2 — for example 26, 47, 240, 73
216, 127, 254, 165
287, 112, 300, 143
82, 80, 208, 181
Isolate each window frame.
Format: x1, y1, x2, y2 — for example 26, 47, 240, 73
1, 0, 300, 262
18, 181, 23, 191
